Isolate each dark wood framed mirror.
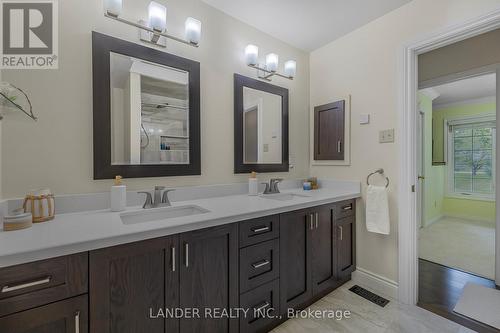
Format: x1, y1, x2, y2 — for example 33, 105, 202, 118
92, 32, 200, 179
234, 74, 289, 173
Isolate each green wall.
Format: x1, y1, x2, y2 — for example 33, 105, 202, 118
425, 99, 496, 226
418, 93, 496, 226
419, 93, 445, 225
433, 101, 495, 162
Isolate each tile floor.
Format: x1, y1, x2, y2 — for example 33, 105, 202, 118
419, 216, 495, 279
271, 281, 473, 333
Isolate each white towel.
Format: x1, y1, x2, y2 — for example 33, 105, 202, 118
366, 185, 390, 235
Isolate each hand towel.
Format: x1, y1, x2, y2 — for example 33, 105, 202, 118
366, 185, 390, 235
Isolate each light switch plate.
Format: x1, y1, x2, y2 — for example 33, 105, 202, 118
379, 129, 395, 143
359, 114, 370, 124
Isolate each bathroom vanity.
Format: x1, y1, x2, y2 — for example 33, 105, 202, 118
0, 182, 358, 333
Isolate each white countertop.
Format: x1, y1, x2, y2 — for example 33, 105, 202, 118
0, 183, 360, 268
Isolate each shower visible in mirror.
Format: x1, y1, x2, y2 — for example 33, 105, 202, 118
110, 52, 189, 165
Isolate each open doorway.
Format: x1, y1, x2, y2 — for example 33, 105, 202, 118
417, 72, 499, 331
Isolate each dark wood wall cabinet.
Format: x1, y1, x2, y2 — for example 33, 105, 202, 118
1, 200, 356, 333
314, 100, 346, 161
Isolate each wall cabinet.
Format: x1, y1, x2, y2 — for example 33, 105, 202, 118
314, 100, 346, 161
2, 200, 355, 333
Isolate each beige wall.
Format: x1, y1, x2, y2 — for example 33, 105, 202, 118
310, 0, 500, 282
419, 28, 500, 84
0, 0, 310, 197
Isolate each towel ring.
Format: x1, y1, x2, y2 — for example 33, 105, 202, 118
367, 168, 389, 188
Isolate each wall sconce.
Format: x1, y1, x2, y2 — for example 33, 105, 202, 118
244, 44, 296, 81
104, 0, 201, 48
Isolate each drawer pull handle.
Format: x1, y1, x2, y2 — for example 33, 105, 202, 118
309, 214, 314, 230
252, 259, 270, 269
252, 226, 270, 233
315, 213, 319, 229
184, 243, 189, 268
1, 276, 51, 293
255, 301, 271, 314
171, 246, 176, 272
339, 226, 343, 241
75, 311, 80, 333
342, 204, 353, 211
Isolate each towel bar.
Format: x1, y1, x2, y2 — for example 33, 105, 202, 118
367, 169, 389, 188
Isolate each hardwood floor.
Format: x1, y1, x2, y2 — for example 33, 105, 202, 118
418, 258, 499, 333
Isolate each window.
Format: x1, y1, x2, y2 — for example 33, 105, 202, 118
447, 117, 496, 199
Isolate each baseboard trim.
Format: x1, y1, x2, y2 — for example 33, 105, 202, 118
443, 213, 495, 225
351, 267, 399, 300
424, 215, 444, 227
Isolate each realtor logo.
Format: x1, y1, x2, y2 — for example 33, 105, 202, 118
1, 0, 58, 69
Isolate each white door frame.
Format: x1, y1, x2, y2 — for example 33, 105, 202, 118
398, 9, 500, 305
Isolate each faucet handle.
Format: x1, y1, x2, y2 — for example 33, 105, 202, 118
270, 178, 283, 183
155, 185, 166, 191
161, 189, 175, 205
261, 183, 271, 194
138, 191, 153, 209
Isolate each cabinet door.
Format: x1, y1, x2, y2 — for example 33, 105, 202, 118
90, 236, 178, 333
0, 295, 88, 333
179, 224, 238, 333
336, 215, 356, 281
314, 100, 345, 161
311, 205, 339, 295
279, 209, 313, 313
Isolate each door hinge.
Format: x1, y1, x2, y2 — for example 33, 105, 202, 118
411, 185, 416, 192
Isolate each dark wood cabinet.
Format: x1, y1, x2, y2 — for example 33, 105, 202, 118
279, 208, 313, 313
314, 100, 345, 161
89, 236, 177, 333
280, 201, 356, 314
336, 215, 356, 281
311, 204, 339, 295
3, 200, 355, 333
179, 224, 238, 333
0, 295, 88, 333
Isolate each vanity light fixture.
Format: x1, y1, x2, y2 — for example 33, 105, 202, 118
103, 1, 201, 48
244, 44, 296, 81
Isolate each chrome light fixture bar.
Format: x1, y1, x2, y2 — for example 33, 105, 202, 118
244, 44, 296, 81
104, 1, 201, 48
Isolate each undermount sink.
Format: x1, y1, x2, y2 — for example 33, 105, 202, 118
120, 205, 210, 225
260, 193, 312, 201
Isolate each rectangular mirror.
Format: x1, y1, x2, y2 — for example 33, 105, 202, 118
110, 52, 190, 165
234, 74, 289, 173
93, 32, 200, 179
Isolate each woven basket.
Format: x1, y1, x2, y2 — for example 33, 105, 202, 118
23, 193, 55, 223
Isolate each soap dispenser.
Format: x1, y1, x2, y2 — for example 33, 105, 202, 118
111, 176, 126, 212
249, 171, 258, 196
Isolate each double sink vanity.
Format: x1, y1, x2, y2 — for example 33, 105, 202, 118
0, 29, 358, 333
0, 180, 359, 333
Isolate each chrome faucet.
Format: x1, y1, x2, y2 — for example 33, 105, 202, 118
138, 186, 175, 209
262, 178, 283, 194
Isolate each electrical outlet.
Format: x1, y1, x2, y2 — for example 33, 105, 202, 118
379, 129, 395, 143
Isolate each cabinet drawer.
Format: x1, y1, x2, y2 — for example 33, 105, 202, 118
0, 294, 88, 333
240, 279, 279, 333
0, 253, 88, 317
240, 239, 279, 293
335, 200, 355, 219
239, 215, 279, 248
